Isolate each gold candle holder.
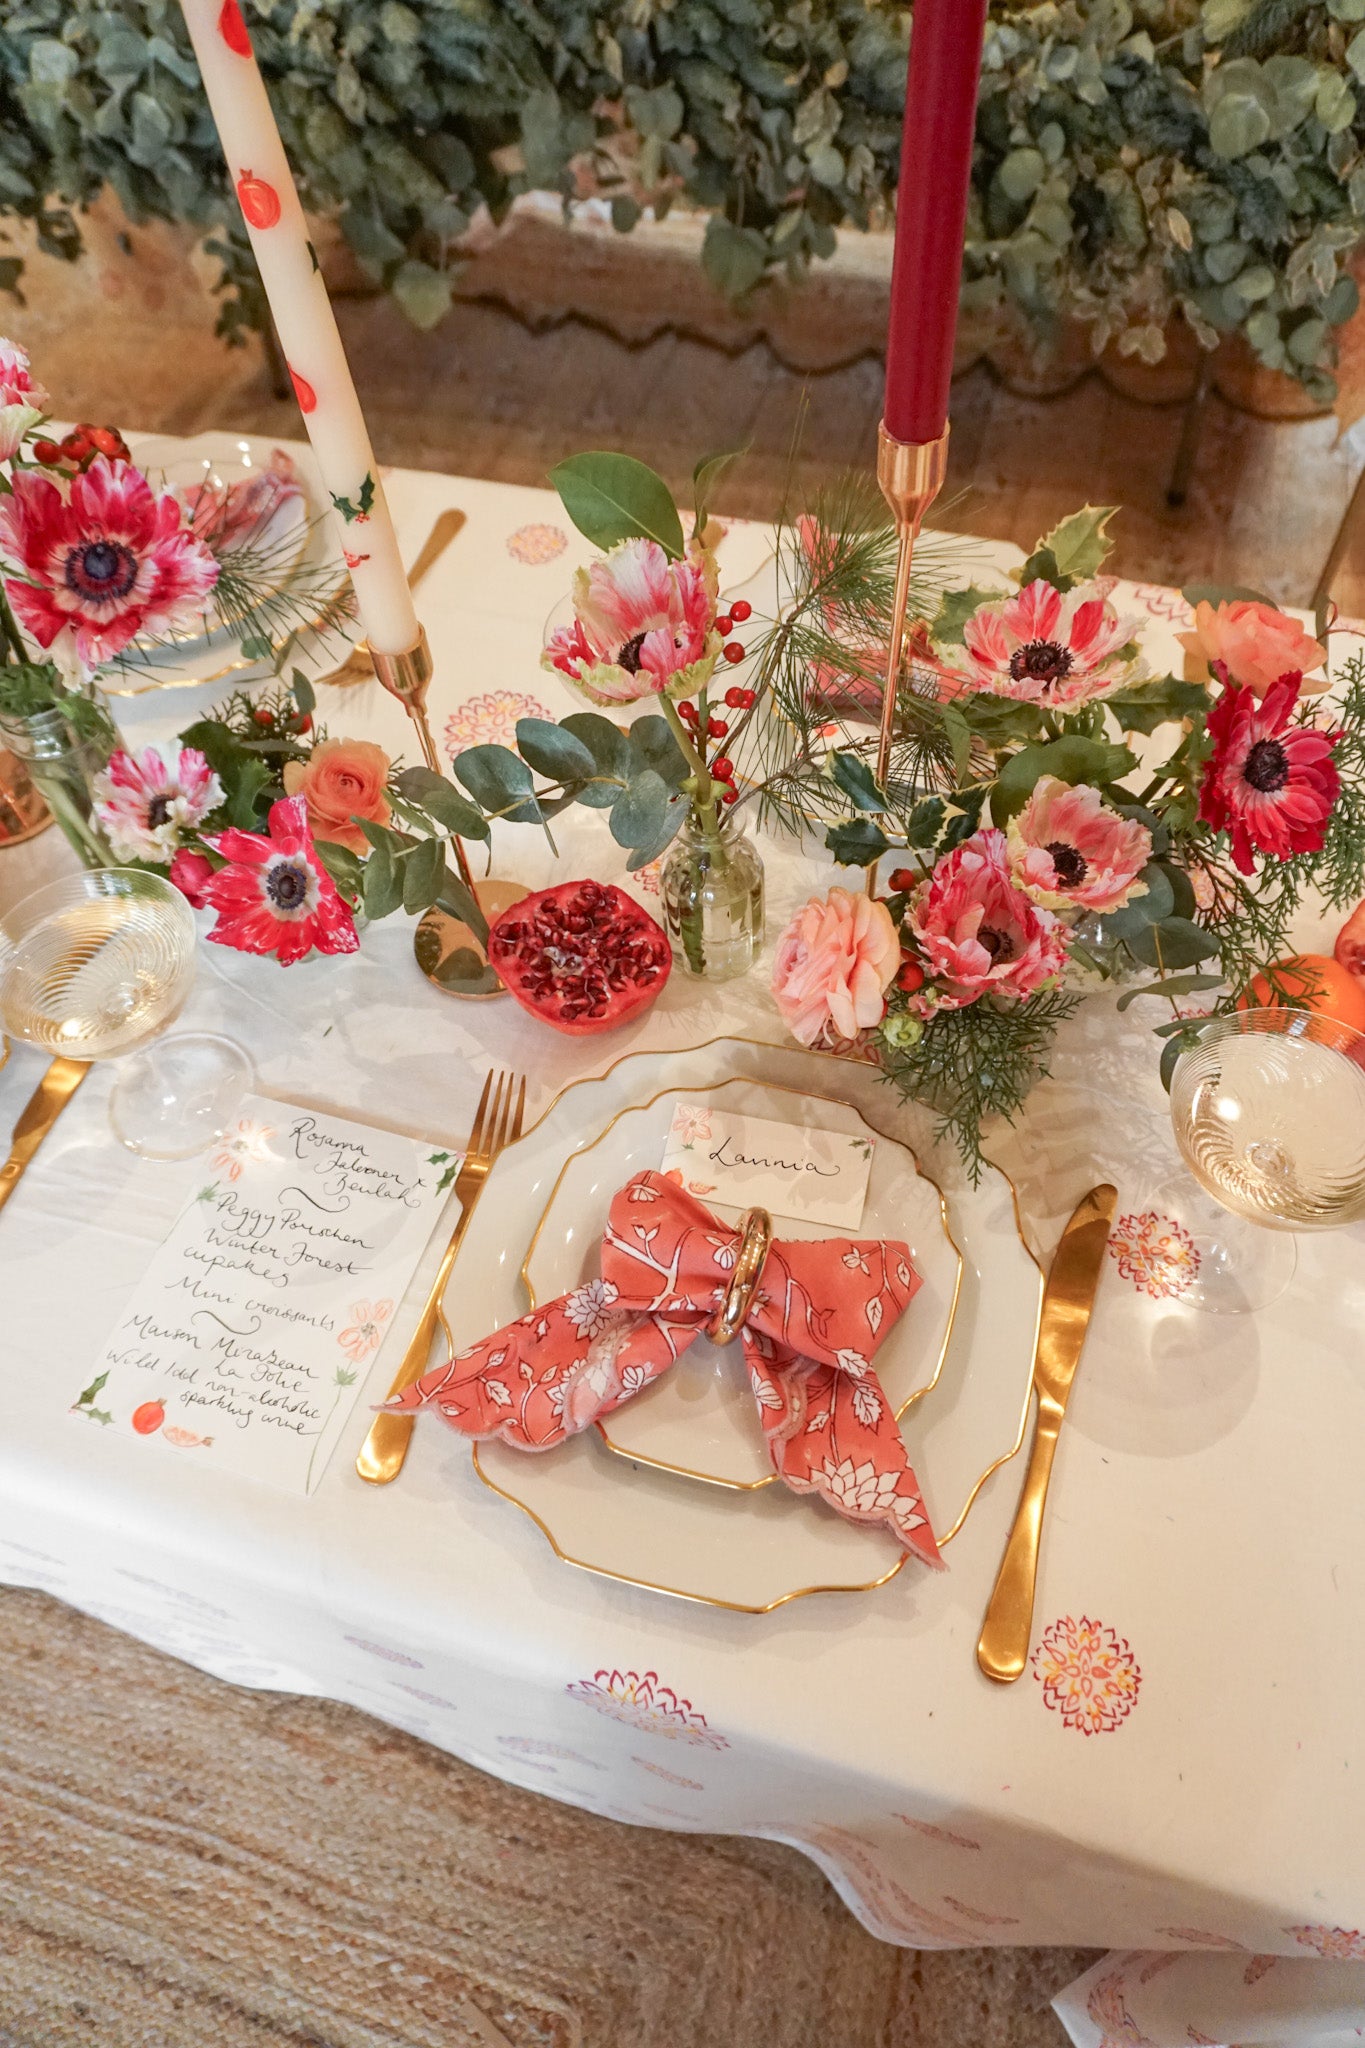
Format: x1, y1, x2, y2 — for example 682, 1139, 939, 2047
371, 626, 527, 996
0, 749, 54, 850
868, 421, 950, 892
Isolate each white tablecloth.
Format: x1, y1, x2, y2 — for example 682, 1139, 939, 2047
3, 450, 1365, 2048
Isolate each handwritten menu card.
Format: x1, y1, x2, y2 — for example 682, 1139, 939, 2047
73, 1097, 450, 1495
659, 1099, 873, 1230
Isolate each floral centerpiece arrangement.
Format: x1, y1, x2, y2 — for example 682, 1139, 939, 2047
756, 504, 1365, 1169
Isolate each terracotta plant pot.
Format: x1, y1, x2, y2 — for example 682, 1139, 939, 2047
1212, 333, 1330, 420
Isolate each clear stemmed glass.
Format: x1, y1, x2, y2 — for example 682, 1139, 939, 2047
0, 867, 251, 1159
1165, 1005, 1365, 1314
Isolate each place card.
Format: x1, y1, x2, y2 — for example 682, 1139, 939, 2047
71, 1096, 452, 1495
660, 1099, 873, 1230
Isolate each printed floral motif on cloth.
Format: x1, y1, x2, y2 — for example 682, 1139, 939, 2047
506, 522, 568, 564
443, 690, 553, 753
1108, 1211, 1201, 1300
1032, 1616, 1142, 1735
565, 1669, 728, 1749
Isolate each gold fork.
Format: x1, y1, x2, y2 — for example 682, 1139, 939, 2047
356, 1067, 526, 1485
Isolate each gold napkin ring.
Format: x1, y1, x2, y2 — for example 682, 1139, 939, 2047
706, 1207, 773, 1345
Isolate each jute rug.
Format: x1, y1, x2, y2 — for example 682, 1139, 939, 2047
0, 1590, 1095, 2047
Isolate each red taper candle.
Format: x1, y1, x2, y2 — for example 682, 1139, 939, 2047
883, 0, 989, 445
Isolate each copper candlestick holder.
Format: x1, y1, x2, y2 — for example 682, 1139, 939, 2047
371, 627, 527, 996
869, 420, 950, 890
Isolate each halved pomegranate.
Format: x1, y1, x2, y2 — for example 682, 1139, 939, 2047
487, 880, 671, 1034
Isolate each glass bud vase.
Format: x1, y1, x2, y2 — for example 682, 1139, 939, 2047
0, 696, 119, 870
661, 805, 765, 982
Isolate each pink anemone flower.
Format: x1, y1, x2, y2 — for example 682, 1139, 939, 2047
0, 454, 219, 667
1006, 777, 1153, 914
929, 578, 1146, 707
201, 796, 359, 966
908, 828, 1070, 1009
92, 745, 223, 864
0, 338, 48, 463
1197, 674, 1340, 876
543, 536, 721, 706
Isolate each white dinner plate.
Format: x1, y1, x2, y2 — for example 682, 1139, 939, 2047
105, 432, 347, 693
424, 1037, 1043, 1611
524, 1073, 962, 1488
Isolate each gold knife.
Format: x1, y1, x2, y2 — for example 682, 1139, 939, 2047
976, 1182, 1118, 1684
0, 1056, 91, 1218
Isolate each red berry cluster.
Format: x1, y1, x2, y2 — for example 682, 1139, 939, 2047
675, 596, 757, 807
252, 703, 312, 734
31, 422, 131, 472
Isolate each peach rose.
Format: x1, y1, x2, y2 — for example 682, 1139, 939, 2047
771, 886, 901, 1048
1179, 599, 1326, 698
282, 738, 391, 852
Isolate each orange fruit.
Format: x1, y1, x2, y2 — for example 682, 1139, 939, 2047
1335, 899, 1365, 987
1237, 953, 1365, 1038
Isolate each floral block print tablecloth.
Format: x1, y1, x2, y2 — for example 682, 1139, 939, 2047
3, 445, 1365, 2048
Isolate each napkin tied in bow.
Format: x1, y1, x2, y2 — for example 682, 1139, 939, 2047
385, 1169, 941, 1566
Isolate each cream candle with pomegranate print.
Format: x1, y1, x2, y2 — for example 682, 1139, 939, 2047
177, 0, 419, 656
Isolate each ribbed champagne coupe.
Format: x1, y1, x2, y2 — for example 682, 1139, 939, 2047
1166, 1006, 1365, 1313
0, 868, 250, 1158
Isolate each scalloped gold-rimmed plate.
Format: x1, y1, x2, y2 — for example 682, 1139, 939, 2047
425, 1037, 1042, 1612
523, 1074, 962, 1489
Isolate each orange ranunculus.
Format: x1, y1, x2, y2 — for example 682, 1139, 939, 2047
1178, 599, 1326, 698
282, 737, 391, 852
771, 886, 901, 1048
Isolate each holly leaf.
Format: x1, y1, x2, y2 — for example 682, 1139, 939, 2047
1036, 506, 1118, 581
958, 694, 1048, 746
829, 750, 886, 812
226, 756, 272, 828
992, 736, 1137, 822
932, 586, 1000, 646
1015, 546, 1072, 594
1104, 676, 1209, 735
331, 471, 376, 523
74, 1370, 108, 1410
826, 817, 891, 866
549, 452, 685, 560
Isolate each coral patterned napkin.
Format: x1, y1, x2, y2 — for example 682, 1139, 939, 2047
384, 1170, 942, 1564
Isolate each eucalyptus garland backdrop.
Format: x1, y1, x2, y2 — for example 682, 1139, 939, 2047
4, 0, 1365, 399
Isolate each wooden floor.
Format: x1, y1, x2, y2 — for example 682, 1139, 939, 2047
7, 211, 1365, 611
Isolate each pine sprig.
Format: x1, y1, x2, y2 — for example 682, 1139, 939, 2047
875, 987, 1082, 1184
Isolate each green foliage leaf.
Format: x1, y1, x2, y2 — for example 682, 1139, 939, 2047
932, 586, 1002, 646
1182, 581, 1274, 608
549, 453, 685, 560
362, 837, 403, 921
1104, 676, 1209, 735
514, 717, 597, 784
453, 745, 543, 825
702, 218, 769, 299
692, 447, 746, 532
1015, 547, 1072, 594
1035, 506, 1118, 580
992, 736, 1137, 822
1100, 864, 1177, 938
829, 750, 886, 812
609, 769, 670, 849
395, 766, 490, 840
402, 833, 446, 914
226, 756, 272, 828
826, 817, 891, 865
627, 714, 690, 791
437, 871, 490, 946
1126, 916, 1222, 969
1116, 972, 1224, 1011
290, 669, 316, 716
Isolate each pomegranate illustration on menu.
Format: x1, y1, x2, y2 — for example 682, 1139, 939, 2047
236, 168, 281, 230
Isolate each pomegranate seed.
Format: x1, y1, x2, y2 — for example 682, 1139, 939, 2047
707, 716, 728, 739
715, 613, 733, 636
730, 598, 752, 622
896, 959, 926, 993
722, 642, 745, 665
711, 756, 734, 779
889, 868, 916, 893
